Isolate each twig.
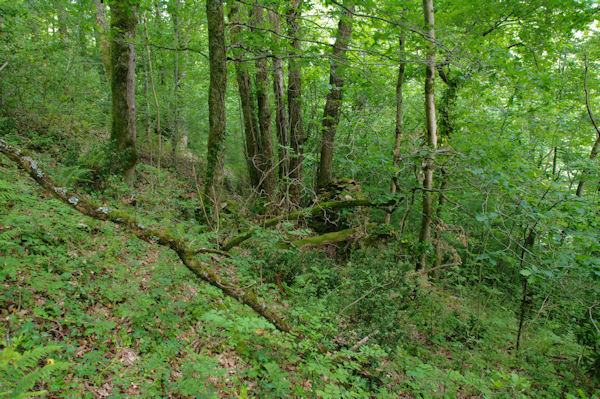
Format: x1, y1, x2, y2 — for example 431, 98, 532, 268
351, 329, 380, 350
0, 57, 14, 73
339, 281, 395, 316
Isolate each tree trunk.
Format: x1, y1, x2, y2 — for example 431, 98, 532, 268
109, 0, 138, 187
171, 0, 184, 171
417, 0, 438, 271
56, 0, 68, 44
287, 0, 305, 206
251, 3, 277, 202
204, 0, 228, 218
93, 0, 111, 80
316, 1, 355, 189
385, 31, 406, 224
143, 16, 161, 168
269, 9, 289, 186
229, 5, 261, 189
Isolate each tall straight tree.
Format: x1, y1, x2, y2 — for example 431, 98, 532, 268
229, 5, 261, 189
170, 0, 185, 170
204, 0, 227, 217
417, 0, 438, 271
109, 0, 138, 187
316, 1, 355, 189
269, 9, 289, 185
93, 0, 111, 80
251, 3, 276, 202
385, 31, 406, 224
287, 0, 305, 206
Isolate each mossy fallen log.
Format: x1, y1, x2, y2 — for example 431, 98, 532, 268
0, 139, 294, 334
222, 197, 400, 251
280, 227, 357, 249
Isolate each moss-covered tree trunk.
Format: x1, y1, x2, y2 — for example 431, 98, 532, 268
316, 1, 354, 189
204, 0, 228, 218
109, 0, 138, 187
417, 0, 438, 271
287, 0, 305, 206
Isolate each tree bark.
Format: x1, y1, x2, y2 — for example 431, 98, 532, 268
316, 1, 355, 189
143, 16, 161, 168
269, 9, 289, 186
171, 0, 184, 170
385, 31, 406, 224
204, 0, 228, 218
93, 0, 111, 80
109, 0, 138, 187
251, 3, 277, 202
56, 0, 68, 44
417, 0, 438, 271
229, 5, 261, 189
287, 0, 305, 206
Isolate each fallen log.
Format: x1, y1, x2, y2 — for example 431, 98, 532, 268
0, 139, 293, 333
281, 227, 357, 249
222, 197, 401, 251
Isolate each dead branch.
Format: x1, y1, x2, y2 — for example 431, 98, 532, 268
0, 139, 294, 334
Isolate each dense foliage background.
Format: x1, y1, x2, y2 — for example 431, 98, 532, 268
1, 0, 599, 397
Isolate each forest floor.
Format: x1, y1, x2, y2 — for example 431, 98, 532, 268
0, 133, 597, 398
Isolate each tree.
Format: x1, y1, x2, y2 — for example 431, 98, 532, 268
316, 1, 355, 189
268, 9, 289, 188
417, 0, 438, 271
251, 3, 277, 203
385, 30, 406, 224
229, 5, 261, 190
287, 0, 305, 206
204, 0, 228, 218
170, 0, 185, 170
93, 0, 111, 80
109, 0, 138, 187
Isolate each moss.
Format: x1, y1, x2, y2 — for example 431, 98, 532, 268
288, 227, 356, 249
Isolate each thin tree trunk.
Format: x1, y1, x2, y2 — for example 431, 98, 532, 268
316, 1, 355, 189
110, 0, 138, 187
171, 0, 183, 170
287, 0, 305, 206
57, 0, 68, 44
93, 0, 111, 80
251, 3, 276, 202
143, 16, 161, 168
229, 5, 261, 189
516, 228, 536, 351
269, 9, 289, 186
385, 31, 406, 224
417, 0, 438, 271
433, 74, 458, 271
204, 0, 228, 219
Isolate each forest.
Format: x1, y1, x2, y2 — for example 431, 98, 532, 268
0, 0, 599, 397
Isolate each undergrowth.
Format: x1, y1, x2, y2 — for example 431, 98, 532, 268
0, 139, 598, 397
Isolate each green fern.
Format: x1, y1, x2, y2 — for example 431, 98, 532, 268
0, 179, 24, 204
0, 336, 68, 399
